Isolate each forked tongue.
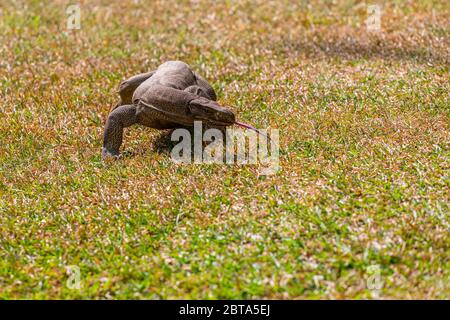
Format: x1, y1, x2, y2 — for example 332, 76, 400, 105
234, 121, 270, 141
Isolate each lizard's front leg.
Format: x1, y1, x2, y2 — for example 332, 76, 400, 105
102, 104, 138, 159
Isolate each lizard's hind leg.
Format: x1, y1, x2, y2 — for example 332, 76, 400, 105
102, 104, 138, 159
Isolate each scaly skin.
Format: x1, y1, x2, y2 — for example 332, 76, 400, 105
102, 61, 235, 159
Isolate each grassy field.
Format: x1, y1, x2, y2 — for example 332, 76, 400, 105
0, 0, 449, 299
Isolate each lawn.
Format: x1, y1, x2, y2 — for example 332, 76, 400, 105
0, 0, 449, 299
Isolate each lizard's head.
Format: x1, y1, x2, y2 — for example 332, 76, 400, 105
188, 97, 235, 126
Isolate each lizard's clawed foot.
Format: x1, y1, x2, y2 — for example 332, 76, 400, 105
102, 148, 123, 161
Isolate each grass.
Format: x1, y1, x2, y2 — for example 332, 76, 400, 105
0, 0, 449, 299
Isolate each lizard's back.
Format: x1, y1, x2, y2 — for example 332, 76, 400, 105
132, 61, 196, 103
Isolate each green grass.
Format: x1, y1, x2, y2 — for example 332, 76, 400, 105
0, 0, 449, 299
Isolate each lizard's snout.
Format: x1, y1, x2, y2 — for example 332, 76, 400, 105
214, 108, 235, 124
189, 98, 235, 126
